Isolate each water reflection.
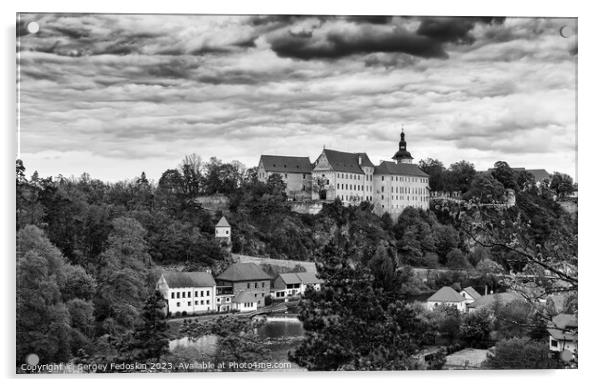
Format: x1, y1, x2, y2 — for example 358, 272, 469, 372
169, 315, 306, 371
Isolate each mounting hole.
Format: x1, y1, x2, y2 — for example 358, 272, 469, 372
27, 22, 39, 34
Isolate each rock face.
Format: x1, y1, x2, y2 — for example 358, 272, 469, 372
194, 194, 230, 212
290, 201, 323, 215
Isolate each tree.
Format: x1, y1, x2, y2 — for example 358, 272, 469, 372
95, 217, 152, 333
459, 310, 493, 348
463, 172, 505, 203
418, 158, 446, 192
491, 161, 518, 190
433, 224, 459, 263
446, 248, 469, 269
446, 160, 476, 193
549, 172, 575, 199
485, 338, 560, 369
124, 291, 169, 362
16, 226, 95, 364
179, 153, 203, 198
290, 241, 428, 370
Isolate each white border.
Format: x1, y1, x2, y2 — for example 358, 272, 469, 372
2, 1, 599, 387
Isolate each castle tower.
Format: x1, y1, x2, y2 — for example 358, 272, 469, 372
215, 216, 231, 246
392, 128, 414, 164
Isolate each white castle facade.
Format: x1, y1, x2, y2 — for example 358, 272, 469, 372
258, 130, 430, 219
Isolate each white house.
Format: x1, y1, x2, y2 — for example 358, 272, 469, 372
271, 271, 324, 300
426, 286, 467, 312
232, 292, 258, 312
156, 271, 216, 316
459, 286, 481, 304
548, 313, 578, 356
215, 216, 231, 245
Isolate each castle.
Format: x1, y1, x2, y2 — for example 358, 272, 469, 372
258, 130, 430, 219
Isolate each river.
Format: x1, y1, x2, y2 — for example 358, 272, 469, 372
169, 314, 306, 371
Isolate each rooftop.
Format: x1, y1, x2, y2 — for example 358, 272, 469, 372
428, 286, 465, 303
161, 271, 216, 288
374, 161, 429, 177
548, 313, 578, 341
216, 216, 230, 228
321, 149, 368, 174
216, 262, 272, 282
462, 286, 481, 300
259, 155, 313, 174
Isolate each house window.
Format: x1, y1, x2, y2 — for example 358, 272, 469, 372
188, 291, 191, 297
187, 301, 191, 306
247, 283, 250, 289
551, 339, 558, 347
195, 301, 199, 305
262, 282, 265, 288
176, 302, 180, 307
207, 291, 210, 296
200, 291, 204, 297
176, 292, 180, 298
171, 293, 175, 299
195, 291, 198, 297
226, 230, 229, 235
201, 300, 205, 305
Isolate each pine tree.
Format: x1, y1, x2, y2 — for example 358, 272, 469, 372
126, 290, 169, 363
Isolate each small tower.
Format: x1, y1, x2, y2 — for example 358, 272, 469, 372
215, 216, 231, 246
392, 128, 414, 164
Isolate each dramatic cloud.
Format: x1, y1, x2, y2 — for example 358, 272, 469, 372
17, 14, 577, 181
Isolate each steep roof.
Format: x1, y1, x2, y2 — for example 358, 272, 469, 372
233, 291, 257, 304
462, 287, 481, 300
357, 152, 375, 168
216, 262, 272, 282
259, 155, 313, 174
374, 161, 429, 177
162, 271, 216, 288
427, 286, 465, 303
322, 149, 366, 174
216, 216, 230, 228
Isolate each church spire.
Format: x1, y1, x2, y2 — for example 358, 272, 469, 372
392, 127, 414, 164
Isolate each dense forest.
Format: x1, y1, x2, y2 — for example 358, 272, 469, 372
16, 155, 577, 369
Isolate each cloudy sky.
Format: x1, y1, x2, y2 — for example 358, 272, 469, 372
17, 14, 577, 182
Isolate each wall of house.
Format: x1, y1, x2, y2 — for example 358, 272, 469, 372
373, 174, 430, 218
258, 164, 312, 195
549, 337, 578, 353
234, 301, 257, 312
165, 286, 216, 315
426, 300, 466, 313
216, 280, 270, 307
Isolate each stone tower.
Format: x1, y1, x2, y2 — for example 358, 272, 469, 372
392, 128, 414, 164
